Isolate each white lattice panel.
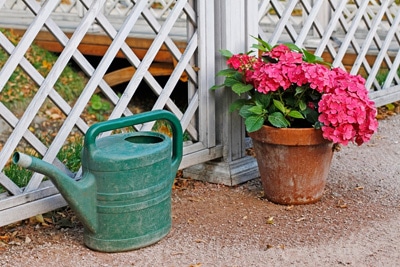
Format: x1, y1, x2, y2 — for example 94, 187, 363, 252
0, 0, 218, 226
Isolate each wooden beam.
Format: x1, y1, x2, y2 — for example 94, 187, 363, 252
11, 28, 186, 62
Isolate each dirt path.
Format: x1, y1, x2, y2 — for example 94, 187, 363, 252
1, 114, 400, 266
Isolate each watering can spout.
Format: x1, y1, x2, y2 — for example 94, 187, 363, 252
13, 152, 98, 233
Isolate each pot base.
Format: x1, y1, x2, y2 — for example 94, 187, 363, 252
249, 126, 334, 205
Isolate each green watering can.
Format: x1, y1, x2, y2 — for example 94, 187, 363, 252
13, 110, 183, 252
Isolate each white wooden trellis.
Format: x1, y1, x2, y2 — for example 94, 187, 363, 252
1, 0, 400, 227
187, 0, 400, 185
0, 0, 219, 226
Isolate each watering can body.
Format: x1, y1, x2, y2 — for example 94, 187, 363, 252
13, 110, 183, 252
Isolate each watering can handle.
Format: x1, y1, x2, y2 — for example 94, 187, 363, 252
85, 110, 183, 171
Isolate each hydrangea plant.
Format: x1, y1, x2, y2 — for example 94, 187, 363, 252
211, 38, 378, 146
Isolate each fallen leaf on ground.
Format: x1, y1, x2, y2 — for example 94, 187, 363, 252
337, 200, 348, 208
35, 214, 44, 224
285, 205, 294, 211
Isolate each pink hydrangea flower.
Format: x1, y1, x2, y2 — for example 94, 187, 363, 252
318, 76, 378, 145
264, 44, 303, 64
223, 43, 379, 146
226, 54, 258, 73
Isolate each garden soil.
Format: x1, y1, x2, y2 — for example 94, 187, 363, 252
1, 114, 400, 266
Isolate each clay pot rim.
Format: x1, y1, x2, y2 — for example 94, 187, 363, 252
248, 125, 332, 146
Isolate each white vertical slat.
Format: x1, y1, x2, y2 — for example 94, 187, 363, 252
180, 92, 199, 139
197, 0, 216, 147
214, 0, 257, 161
217, 0, 246, 161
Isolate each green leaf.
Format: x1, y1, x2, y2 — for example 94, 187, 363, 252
248, 105, 264, 115
302, 48, 319, 63
314, 121, 323, 129
273, 99, 286, 114
301, 49, 330, 66
251, 35, 272, 51
252, 44, 266, 52
295, 86, 306, 96
91, 101, 103, 110
299, 100, 307, 111
245, 115, 265, 132
220, 49, 233, 58
268, 112, 290, 128
255, 92, 271, 107
229, 99, 248, 112
239, 105, 255, 118
288, 110, 304, 119
224, 76, 242, 87
102, 101, 111, 110
386, 103, 396, 111
232, 83, 254, 95
216, 68, 237, 77
283, 43, 302, 52
210, 84, 224, 90
302, 108, 319, 125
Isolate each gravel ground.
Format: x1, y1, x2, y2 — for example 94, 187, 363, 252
1, 114, 400, 266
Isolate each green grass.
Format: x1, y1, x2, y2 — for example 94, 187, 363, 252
56, 137, 83, 173
0, 28, 86, 110
3, 165, 32, 189
0, 138, 83, 194
375, 68, 400, 87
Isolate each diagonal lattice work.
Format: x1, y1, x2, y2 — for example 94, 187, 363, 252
0, 0, 217, 226
258, 0, 400, 106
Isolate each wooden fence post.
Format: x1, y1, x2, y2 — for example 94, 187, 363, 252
184, 0, 260, 185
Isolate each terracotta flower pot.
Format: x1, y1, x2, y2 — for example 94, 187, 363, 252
248, 125, 334, 205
